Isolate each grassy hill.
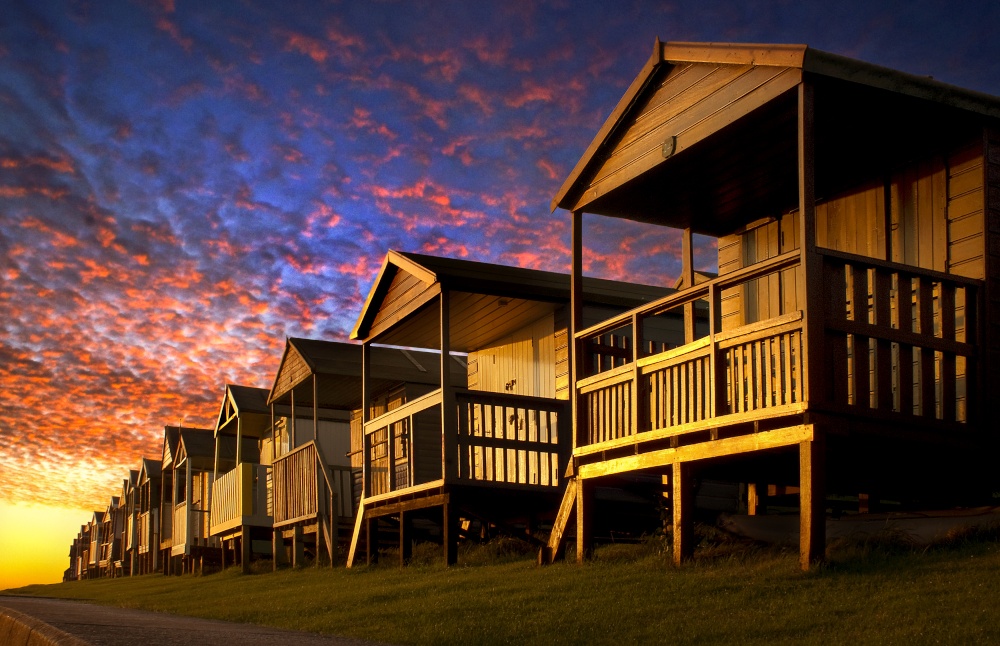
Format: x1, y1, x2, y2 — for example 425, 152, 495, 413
8, 532, 1000, 645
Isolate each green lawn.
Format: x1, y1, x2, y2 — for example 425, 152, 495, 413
8, 535, 1000, 645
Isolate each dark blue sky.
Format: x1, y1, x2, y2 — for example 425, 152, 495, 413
2, 0, 998, 510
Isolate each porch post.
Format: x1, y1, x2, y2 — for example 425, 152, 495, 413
290, 387, 296, 448
800, 432, 825, 569
571, 210, 593, 562
672, 461, 693, 564
443, 499, 458, 566
575, 477, 594, 563
362, 341, 371, 500
312, 374, 319, 444
682, 227, 696, 343
185, 459, 193, 556
440, 289, 457, 482
797, 79, 826, 569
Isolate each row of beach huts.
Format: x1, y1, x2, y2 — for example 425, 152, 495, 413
65, 41, 1000, 578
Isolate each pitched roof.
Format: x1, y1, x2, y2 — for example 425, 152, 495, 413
215, 384, 271, 436
552, 40, 1000, 231
351, 250, 670, 347
267, 337, 458, 406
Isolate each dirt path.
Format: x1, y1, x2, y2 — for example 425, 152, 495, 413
0, 595, 382, 646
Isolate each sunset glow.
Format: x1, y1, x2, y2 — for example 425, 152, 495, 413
2, 0, 999, 587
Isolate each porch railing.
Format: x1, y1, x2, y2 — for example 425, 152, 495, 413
173, 502, 210, 548
575, 247, 981, 453
209, 463, 271, 535
820, 248, 979, 423
363, 389, 569, 498
271, 440, 352, 526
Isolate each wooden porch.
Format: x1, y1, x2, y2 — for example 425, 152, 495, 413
270, 439, 352, 567
547, 41, 997, 570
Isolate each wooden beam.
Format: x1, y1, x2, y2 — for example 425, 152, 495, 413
441, 291, 457, 483
362, 341, 371, 501
575, 477, 594, 563
799, 433, 826, 570
543, 478, 577, 564
672, 462, 693, 565
443, 500, 458, 566
797, 79, 824, 408
345, 502, 365, 569
571, 210, 584, 454
577, 424, 813, 479
400, 510, 412, 566
682, 227, 696, 344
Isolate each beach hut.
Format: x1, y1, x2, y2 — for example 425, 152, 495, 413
266, 338, 452, 567
209, 384, 273, 572
348, 251, 671, 565
135, 458, 162, 574
548, 40, 1000, 569
167, 427, 219, 573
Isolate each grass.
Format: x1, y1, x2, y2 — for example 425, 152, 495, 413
7, 527, 1000, 645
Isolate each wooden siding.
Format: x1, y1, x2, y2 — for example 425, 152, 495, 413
816, 181, 886, 260
719, 214, 799, 330
573, 62, 801, 213
271, 345, 311, 401
468, 313, 556, 399
984, 129, 1000, 415
368, 268, 436, 340
948, 142, 986, 279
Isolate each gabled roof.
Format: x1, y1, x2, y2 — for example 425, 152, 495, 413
552, 40, 1000, 231
175, 427, 215, 467
351, 250, 670, 347
215, 384, 270, 437
267, 337, 455, 407
138, 458, 162, 483
161, 426, 181, 470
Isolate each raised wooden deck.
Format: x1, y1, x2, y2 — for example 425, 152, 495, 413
361, 388, 569, 497
209, 463, 271, 536
574, 248, 979, 471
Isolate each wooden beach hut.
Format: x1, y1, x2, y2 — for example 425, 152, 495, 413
167, 427, 219, 573
209, 384, 273, 572
547, 40, 1000, 569
86, 511, 103, 578
97, 495, 121, 577
158, 426, 181, 572
135, 457, 162, 574
267, 338, 452, 567
116, 469, 139, 577
348, 250, 670, 566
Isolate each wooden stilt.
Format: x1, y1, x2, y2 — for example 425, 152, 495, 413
241, 527, 251, 573
443, 502, 458, 566
366, 517, 379, 565
576, 477, 594, 563
672, 461, 693, 565
799, 433, 826, 570
292, 525, 304, 568
400, 510, 412, 566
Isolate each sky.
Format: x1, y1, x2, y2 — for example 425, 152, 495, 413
2, 0, 999, 589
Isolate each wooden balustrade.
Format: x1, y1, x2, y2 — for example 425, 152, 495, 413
820, 249, 979, 423
575, 246, 981, 454
456, 391, 568, 488
210, 463, 271, 534
363, 388, 569, 498
272, 441, 352, 526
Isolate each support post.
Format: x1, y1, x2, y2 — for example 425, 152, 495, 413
682, 227, 696, 343
362, 342, 371, 499
241, 527, 250, 573
366, 516, 379, 565
575, 477, 594, 563
292, 525, 304, 568
672, 461, 693, 565
571, 210, 584, 451
799, 431, 826, 570
443, 501, 458, 566
400, 510, 412, 566
441, 290, 457, 482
